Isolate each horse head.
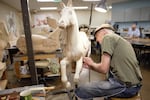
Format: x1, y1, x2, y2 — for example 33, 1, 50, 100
58, 0, 77, 29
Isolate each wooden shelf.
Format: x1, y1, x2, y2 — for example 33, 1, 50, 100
13, 52, 61, 80
14, 53, 57, 61
19, 74, 31, 78
44, 71, 60, 77
19, 72, 60, 79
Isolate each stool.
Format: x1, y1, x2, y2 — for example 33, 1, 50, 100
35, 60, 50, 86
109, 93, 141, 100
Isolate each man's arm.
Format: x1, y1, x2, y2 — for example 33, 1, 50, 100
83, 52, 111, 74
134, 28, 140, 37
127, 28, 132, 38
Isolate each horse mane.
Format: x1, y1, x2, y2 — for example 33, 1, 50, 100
59, 7, 81, 54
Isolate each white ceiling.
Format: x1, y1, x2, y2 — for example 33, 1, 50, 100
1, 0, 130, 12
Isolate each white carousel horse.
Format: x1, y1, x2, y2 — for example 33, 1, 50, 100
58, 0, 91, 88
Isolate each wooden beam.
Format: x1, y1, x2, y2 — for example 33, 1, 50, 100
20, 0, 38, 84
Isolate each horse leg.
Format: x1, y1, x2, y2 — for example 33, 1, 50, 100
60, 57, 71, 88
74, 57, 83, 83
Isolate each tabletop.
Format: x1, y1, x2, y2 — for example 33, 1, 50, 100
124, 37, 150, 47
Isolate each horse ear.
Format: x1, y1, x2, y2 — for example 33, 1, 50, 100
60, 2, 66, 8
67, 0, 72, 7
47, 17, 57, 29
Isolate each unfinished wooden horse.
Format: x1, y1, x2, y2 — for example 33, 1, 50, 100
0, 21, 9, 79
58, 0, 91, 88
16, 17, 61, 54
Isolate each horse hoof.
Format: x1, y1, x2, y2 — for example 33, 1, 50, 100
61, 76, 67, 83
74, 78, 79, 84
74, 74, 79, 83
66, 82, 71, 89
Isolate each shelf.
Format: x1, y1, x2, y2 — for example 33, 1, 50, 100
20, 74, 31, 78
13, 52, 61, 80
44, 71, 60, 77
13, 53, 58, 61
19, 71, 60, 79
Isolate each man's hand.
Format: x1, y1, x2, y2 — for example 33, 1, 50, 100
83, 57, 95, 69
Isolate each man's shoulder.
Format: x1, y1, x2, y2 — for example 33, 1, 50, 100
104, 33, 121, 40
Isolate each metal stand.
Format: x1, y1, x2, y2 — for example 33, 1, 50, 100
48, 74, 78, 100
47, 62, 84, 100
74, 84, 78, 100
20, 0, 38, 85
66, 88, 74, 100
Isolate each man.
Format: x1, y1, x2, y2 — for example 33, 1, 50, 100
127, 23, 140, 38
75, 24, 142, 100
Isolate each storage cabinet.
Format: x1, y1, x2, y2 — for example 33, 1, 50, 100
112, 7, 150, 22
112, 8, 125, 22
124, 8, 141, 21
140, 7, 150, 21
13, 53, 61, 80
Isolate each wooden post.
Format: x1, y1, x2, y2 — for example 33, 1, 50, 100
89, 3, 93, 26
20, 0, 38, 84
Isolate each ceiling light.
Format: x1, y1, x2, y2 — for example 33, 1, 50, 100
73, 6, 88, 10
40, 7, 57, 10
108, 6, 112, 9
95, 0, 107, 13
82, 0, 100, 1
37, 0, 61, 2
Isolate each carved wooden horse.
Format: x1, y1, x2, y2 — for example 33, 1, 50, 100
58, 0, 91, 88
16, 17, 61, 54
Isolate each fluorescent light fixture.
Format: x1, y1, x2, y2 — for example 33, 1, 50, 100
40, 7, 57, 10
37, 0, 61, 2
83, 0, 100, 1
95, 7, 107, 13
73, 6, 88, 10
95, 0, 107, 13
108, 6, 112, 9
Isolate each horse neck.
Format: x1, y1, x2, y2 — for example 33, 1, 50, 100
48, 27, 60, 38
66, 24, 79, 47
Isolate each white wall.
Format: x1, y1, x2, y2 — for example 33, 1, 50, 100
0, 1, 112, 45
32, 9, 111, 28
32, 11, 60, 23
0, 2, 22, 46
76, 10, 111, 27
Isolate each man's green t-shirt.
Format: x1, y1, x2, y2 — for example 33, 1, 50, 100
101, 33, 142, 84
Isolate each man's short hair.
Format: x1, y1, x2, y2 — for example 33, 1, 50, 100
94, 24, 115, 36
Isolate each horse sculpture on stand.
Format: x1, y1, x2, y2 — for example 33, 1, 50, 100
58, 0, 91, 88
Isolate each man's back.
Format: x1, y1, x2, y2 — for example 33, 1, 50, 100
101, 33, 142, 84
